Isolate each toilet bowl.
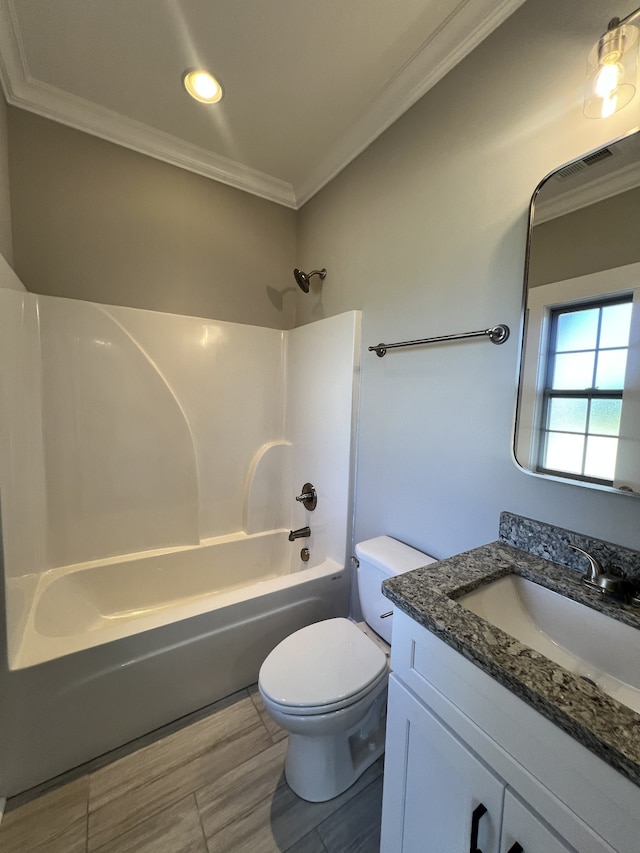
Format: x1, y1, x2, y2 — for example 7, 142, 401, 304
258, 536, 435, 802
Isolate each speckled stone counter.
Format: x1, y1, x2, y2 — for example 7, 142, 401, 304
382, 539, 640, 788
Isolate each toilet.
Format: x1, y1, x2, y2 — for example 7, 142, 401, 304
258, 535, 435, 802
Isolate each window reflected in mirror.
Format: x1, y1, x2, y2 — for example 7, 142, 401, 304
539, 297, 631, 483
515, 129, 640, 495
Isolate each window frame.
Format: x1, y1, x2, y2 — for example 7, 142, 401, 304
536, 295, 632, 486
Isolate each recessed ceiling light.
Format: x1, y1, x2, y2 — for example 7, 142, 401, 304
182, 69, 223, 104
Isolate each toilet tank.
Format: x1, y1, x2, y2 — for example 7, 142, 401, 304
355, 536, 436, 644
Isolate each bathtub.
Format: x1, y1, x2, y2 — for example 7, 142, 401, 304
1, 530, 348, 793
7, 529, 345, 669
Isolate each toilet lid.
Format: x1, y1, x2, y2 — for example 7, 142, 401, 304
259, 618, 387, 710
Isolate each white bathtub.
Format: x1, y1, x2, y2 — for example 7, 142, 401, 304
2, 530, 348, 793
6, 530, 345, 669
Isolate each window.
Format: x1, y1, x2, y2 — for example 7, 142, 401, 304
538, 297, 633, 484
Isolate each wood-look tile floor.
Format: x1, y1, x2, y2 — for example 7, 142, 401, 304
0, 685, 383, 852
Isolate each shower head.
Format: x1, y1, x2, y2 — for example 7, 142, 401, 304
293, 268, 327, 293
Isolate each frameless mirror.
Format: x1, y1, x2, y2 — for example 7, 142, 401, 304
515, 128, 640, 496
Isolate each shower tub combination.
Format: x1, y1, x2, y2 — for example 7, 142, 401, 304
0, 289, 360, 795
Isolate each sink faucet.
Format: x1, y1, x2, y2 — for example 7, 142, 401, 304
569, 544, 628, 598
289, 526, 311, 542
569, 544, 603, 586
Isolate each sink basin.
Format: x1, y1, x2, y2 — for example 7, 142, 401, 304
457, 574, 640, 714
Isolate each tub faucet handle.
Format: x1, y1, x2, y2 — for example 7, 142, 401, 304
295, 483, 317, 511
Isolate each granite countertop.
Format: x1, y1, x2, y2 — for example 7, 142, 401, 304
382, 540, 640, 788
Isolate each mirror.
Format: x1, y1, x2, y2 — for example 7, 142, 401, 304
515, 128, 640, 496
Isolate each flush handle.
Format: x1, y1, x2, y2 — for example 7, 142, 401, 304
380, 611, 393, 619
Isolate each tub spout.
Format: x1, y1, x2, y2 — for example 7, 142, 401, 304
289, 526, 311, 542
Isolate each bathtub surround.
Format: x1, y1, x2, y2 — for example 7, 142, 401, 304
0, 293, 360, 794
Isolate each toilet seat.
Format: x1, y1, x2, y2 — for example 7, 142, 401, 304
262, 668, 388, 717
259, 618, 387, 716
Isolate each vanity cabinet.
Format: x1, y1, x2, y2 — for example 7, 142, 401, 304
381, 610, 636, 852
383, 677, 577, 852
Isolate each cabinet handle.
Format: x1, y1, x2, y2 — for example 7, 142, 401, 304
506, 845, 523, 853
469, 803, 488, 853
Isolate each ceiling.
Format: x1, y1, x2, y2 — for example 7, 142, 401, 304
0, 0, 525, 208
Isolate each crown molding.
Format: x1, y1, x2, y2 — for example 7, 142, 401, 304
0, 0, 525, 209
5, 80, 299, 208
296, 0, 527, 206
0, 1, 297, 208
534, 161, 640, 224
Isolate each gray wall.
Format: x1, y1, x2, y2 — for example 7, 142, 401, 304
0, 94, 12, 264
296, 0, 640, 556
8, 109, 297, 329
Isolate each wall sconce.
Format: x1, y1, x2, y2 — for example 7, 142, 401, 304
584, 10, 640, 118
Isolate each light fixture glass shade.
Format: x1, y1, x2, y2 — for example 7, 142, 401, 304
584, 23, 639, 118
182, 69, 223, 104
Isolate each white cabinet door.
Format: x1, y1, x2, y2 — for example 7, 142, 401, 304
500, 790, 577, 853
381, 675, 505, 853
